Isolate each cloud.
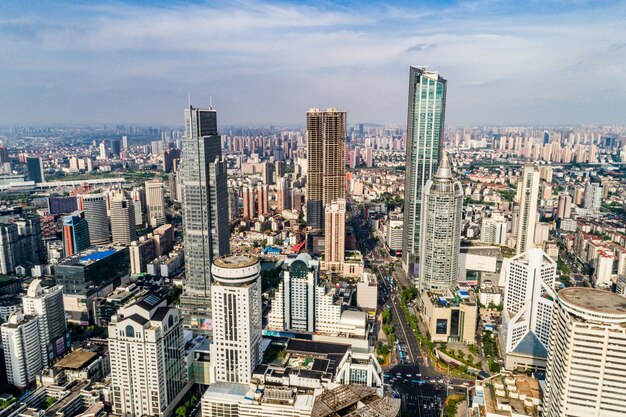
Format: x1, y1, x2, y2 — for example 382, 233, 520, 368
0, 0, 625, 126
407, 43, 438, 52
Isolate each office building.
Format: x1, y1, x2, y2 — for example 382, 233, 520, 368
110, 139, 121, 156
0, 217, 46, 275
420, 287, 477, 344
99, 141, 108, 159
129, 237, 156, 275
515, 165, 540, 255
22, 279, 67, 361
110, 190, 137, 245
268, 253, 318, 332
544, 288, 626, 417
1, 312, 45, 390
79, 193, 110, 245
357, 271, 378, 311
210, 256, 262, 384
55, 245, 130, 324
145, 181, 166, 227
306, 108, 346, 229
323, 199, 346, 273
470, 373, 543, 417
152, 223, 174, 256
62, 210, 91, 257
262, 161, 274, 185
179, 106, 230, 333
402, 67, 447, 277
108, 293, 188, 417
481, 212, 508, 245
502, 248, 557, 371
26, 157, 44, 183
385, 211, 403, 255
419, 153, 463, 292
48, 196, 78, 215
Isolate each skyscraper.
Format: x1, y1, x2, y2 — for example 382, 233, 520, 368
110, 190, 137, 245
276, 177, 290, 213
1, 312, 45, 389
79, 193, 110, 245
306, 108, 346, 229
242, 186, 255, 219
401, 67, 447, 278
179, 106, 230, 333
145, 181, 166, 227
256, 183, 268, 215
502, 248, 557, 370
62, 210, 91, 256
419, 153, 462, 292
323, 199, 346, 273
210, 256, 262, 384
515, 165, 540, 255
544, 288, 626, 417
108, 293, 187, 417
26, 157, 44, 183
22, 279, 67, 361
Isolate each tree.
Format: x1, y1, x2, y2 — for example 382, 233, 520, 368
42, 397, 56, 410
175, 406, 187, 417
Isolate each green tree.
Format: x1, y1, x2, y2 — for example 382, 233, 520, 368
42, 397, 56, 410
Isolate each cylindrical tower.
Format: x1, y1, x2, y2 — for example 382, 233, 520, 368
210, 255, 262, 384
544, 288, 626, 417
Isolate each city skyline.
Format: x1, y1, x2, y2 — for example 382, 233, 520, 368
1, 1, 626, 126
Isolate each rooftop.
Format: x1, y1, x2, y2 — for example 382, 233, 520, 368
560, 287, 626, 315
214, 255, 259, 269
54, 349, 98, 370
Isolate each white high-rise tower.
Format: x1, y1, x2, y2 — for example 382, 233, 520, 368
515, 165, 540, 254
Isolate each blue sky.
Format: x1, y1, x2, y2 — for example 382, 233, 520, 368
1, 0, 625, 126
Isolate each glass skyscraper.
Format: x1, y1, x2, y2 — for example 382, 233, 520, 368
401, 67, 447, 283
179, 106, 230, 334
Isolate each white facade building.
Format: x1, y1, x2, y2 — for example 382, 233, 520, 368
356, 271, 378, 311
22, 279, 67, 361
268, 254, 318, 332
544, 288, 626, 417
1, 312, 45, 389
108, 293, 188, 417
502, 248, 557, 370
211, 255, 262, 384
515, 165, 540, 255
481, 212, 507, 245
385, 216, 403, 254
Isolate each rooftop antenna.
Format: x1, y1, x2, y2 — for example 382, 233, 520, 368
209, 95, 213, 109
187, 93, 191, 107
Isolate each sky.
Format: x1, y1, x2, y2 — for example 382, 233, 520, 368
1, 0, 625, 127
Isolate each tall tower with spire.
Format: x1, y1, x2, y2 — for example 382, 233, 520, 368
419, 152, 463, 292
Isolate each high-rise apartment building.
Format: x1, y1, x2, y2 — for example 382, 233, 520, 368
267, 254, 318, 332
544, 288, 626, 417
323, 199, 346, 273
129, 237, 156, 275
256, 183, 268, 215
276, 177, 290, 213
502, 248, 557, 371
79, 193, 110, 245
242, 186, 255, 219
306, 108, 346, 229
179, 106, 230, 333
515, 165, 540, 255
26, 157, 44, 183
481, 212, 508, 245
62, 210, 91, 256
22, 279, 67, 361
402, 67, 447, 278
145, 181, 166, 227
583, 180, 603, 211
108, 293, 188, 417
556, 193, 572, 220
227, 187, 239, 221
210, 256, 262, 384
419, 153, 462, 292
1, 312, 45, 389
110, 190, 137, 245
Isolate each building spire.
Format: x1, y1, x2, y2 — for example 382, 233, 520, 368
434, 150, 453, 179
